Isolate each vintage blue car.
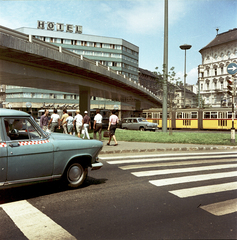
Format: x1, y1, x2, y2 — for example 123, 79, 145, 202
0, 108, 103, 189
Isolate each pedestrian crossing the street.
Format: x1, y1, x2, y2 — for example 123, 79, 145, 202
101, 151, 237, 216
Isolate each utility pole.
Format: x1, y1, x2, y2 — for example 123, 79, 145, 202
162, 0, 168, 132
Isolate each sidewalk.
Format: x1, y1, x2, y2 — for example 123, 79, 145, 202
99, 141, 237, 155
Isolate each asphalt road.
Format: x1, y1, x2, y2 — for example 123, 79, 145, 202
0, 151, 236, 239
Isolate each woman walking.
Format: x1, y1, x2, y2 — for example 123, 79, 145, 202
107, 110, 119, 146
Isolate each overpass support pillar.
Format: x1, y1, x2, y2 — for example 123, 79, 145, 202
79, 87, 91, 115
135, 100, 141, 116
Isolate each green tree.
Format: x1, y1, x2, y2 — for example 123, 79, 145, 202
154, 66, 180, 134
153, 66, 180, 107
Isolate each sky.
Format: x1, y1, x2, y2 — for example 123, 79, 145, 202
0, 0, 237, 85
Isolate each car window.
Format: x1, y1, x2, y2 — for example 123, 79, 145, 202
133, 119, 138, 123
138, 118, 148, 122
4, 118, 42, 141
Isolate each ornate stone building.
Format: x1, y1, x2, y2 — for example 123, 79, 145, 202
199, 28, 237, 107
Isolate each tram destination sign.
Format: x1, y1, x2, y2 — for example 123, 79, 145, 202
37, 20, 82, 34
227, 62, 237, 75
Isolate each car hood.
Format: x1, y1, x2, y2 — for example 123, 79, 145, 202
49, 133, 103, 148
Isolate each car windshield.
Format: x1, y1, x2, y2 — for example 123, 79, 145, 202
137, 118, 147, 122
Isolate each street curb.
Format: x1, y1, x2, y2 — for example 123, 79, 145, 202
99, 145, 237, 155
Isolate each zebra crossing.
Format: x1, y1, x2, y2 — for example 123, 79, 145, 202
101, 151, 237, 216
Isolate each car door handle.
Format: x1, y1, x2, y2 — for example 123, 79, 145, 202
9, 142, 20, 148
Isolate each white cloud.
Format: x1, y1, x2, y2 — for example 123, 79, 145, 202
176, 67, 198, 86
187, 67, 198, 85
98, 0, 187, 35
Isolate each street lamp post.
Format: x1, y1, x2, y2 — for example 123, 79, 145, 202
180, 44, 192, 108
198, 65, 204, 108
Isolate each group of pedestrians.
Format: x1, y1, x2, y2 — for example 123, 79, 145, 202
40, 108, 119, 145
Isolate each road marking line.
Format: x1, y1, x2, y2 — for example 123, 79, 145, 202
0, 200, 76, 240
100, 151, 237, 161
169, 182, 237, 198
106, 154, 236, 165
149, 171, 237, 187
132, 163, 237, 177
200, 198, 237, 216
120, 158, 237, 170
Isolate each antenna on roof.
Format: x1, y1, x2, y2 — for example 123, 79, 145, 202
216, 27, 219, 35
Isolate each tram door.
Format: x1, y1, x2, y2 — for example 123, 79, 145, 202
218, 112, 228, 129
183, 112, 191, 128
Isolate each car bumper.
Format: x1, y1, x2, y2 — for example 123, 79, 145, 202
146, 127, 158, 130
91, 161, 103, 170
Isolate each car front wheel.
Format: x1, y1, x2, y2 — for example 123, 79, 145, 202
139, 127, 145, 131
65, 162, 88, 188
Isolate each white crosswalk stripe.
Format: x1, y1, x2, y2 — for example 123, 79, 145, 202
105, 152, 237, 216
0, 200, 76, 240
132, 163, 237, 177
169, 182, 237, 198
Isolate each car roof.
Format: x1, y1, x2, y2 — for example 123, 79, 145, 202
0, 108, 30, 117
123, 117, 144, 119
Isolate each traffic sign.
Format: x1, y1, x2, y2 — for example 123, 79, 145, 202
227, 62, 237, 75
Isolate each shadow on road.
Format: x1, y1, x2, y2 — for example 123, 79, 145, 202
0, 176, 108, 205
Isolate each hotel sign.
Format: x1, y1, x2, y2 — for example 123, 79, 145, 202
37, 20, 82, 34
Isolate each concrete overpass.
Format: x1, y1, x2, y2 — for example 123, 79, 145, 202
0, 25, 162, 113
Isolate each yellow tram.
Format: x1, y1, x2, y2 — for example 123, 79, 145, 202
142, 108, 237, 130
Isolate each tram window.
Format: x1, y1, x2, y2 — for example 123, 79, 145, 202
191, 112, 197, 119
142, 113, 146, 118
228, 112, 232, 119
177, 112, 182, 119
211, 112, 217, 119
148, 113, 152, 118
160, 113, 162, 119
204, 112, 210, 119
167, 113, 170, 118
184, 113, 190, 119
153, 113, 158, 119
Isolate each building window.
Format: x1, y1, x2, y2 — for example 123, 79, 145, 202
102, 43, 110, 49
214, 68, 217, 76
227, 51, 231, 59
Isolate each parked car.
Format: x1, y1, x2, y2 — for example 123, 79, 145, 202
0, 108, 103, 189
122, 117, 158, 131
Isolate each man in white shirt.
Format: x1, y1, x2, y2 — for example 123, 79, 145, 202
73, 110, 83, 137
93, 109, 103, 141
48, 109, 60, 132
